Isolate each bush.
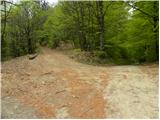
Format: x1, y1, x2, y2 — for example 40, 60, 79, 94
104, 41, 148, 64
145, 41, 157, 62
119, 41, 150, 64
93, 50, 106, 59
104, 44, 127, 64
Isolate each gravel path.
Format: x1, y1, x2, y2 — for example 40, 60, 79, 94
1, 48, 159, 118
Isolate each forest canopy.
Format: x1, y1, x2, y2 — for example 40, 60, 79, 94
1, 0, 159, 64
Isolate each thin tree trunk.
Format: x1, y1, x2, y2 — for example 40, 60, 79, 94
2, 1, 7, 46
80, 2, 87, 51
153, 1, 159, 60
96, 1, 105, 50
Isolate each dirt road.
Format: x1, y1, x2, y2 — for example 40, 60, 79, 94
1, 48, 159, 118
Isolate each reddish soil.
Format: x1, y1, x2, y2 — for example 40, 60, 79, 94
1, 48, 159, 118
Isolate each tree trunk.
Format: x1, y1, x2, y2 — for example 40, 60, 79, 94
96, 1, 105, 50
1, 0, 7, 48
153, 1, 159, 61
80, 2, 87, 51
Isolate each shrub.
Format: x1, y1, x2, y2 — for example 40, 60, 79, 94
93, 50, 106, 59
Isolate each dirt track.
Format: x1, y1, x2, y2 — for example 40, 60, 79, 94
1, 48, 159, 118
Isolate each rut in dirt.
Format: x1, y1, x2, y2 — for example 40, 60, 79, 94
1, 48, 159, 119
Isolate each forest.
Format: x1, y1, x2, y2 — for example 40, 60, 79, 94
1, 0, 159, 119
1, 0, 159, 64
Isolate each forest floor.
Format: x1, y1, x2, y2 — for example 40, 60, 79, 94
1, 48, 159, 119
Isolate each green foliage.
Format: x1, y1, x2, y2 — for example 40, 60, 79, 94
93, 51, 106, 59
1, 0, 49, 60
1, 1, 158, 64
120, 41, 146, 64
145, 40, 157, 62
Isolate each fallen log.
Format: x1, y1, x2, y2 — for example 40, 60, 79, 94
55, 90, 66, 95
28, 53, 38, 60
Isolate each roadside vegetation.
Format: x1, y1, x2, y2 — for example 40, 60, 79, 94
1, 0, 159, 64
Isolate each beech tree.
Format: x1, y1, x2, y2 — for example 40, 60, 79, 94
1, 1, 159, 64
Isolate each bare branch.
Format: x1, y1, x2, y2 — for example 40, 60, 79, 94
126, 1, 154, 19
1, 0, 19, 6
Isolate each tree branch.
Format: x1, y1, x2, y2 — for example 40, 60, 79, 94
126, 2, 154, 19
1, 0, 19, 6
103, 1, 113, 16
